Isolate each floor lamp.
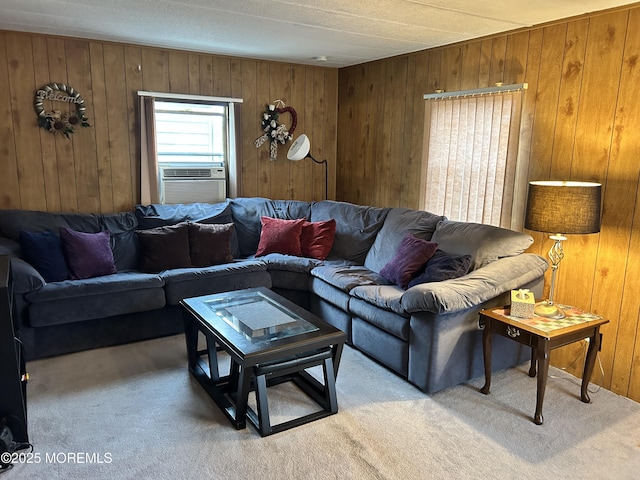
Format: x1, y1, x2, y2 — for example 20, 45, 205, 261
524, 180, 602, 319
287, 134, 328, 199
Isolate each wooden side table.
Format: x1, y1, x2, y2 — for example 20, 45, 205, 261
479, 304, 609, 425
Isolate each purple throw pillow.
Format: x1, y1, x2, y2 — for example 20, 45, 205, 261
407, 249, 473, 288
60, 227, 117, 280
380, 233, 438, 289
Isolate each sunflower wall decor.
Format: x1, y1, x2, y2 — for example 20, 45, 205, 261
254, 100, 297, 161
34, 83, 91, 139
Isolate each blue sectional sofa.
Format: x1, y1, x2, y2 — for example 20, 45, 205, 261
0, 198, 548, 393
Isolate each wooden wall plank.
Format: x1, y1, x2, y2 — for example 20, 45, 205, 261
289, 65, 307, 200
558, 11, 628, 382
168, 51, 189, 93
301, 65, 320, 200
212, 57, 231, 97
65, 39, 100, 213
267, 63, 291, 200
0, 33, 21, 209
6, 34, 45, 211
89, 42, 114, 213
256, 62, 271, 199
311, 67, 327, 202
595, 9, 640, 392
123, 46, 143, 206
240, 60, 258, 197
32, 37, 61, 211
46, 37, 77, 212
324, 67, 338, 201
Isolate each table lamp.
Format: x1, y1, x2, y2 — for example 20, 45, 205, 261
287, 134, 328, 199
524, 181, 602, 319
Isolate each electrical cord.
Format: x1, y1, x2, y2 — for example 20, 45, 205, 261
549, 338, 604, 393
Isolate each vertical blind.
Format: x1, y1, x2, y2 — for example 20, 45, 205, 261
421, 85, 526, 229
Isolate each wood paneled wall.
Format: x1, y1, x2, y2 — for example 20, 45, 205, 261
0, 31, 337, 213
337, 6, 640, 401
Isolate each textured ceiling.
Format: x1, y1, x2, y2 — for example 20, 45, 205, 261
0, 1, 634, 67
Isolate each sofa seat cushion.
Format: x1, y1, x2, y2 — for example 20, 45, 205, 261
310, 265, 391, 293
24, 271, 164, 303
309, 277, 352, 312
23, 271, 166, 327
349, 285, 408, 317
160, 259, 271, 304
258, 253, 321, 273
350, 296, 410, 340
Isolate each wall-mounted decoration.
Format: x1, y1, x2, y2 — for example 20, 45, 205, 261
34, 83, 91, 139
254, 100, 296, 161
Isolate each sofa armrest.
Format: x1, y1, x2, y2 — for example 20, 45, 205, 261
400, 254, 548, 315
0, 237, 46, 294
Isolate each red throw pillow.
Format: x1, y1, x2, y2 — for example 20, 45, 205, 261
300, 219, 336, 260
255, 217, 305, 256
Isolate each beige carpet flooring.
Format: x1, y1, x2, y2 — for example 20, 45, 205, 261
7, 334, 640, 479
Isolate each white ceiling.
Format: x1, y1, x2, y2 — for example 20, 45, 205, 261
0, 1, 635, 68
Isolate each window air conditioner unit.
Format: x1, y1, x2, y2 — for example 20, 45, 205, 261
160, 167, 226, 204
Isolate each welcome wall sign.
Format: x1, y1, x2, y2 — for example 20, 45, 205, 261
34, 83, 91, 139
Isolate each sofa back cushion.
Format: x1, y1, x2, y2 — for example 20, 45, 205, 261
230, 198, 311, 257
0, 209, 139, 272
364, 208, 446, 273
430, 220, 533, 270
310, 201, 390, 265
134, 201, 233, 229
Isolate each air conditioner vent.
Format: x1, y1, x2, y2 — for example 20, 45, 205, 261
162, 168, 213, 178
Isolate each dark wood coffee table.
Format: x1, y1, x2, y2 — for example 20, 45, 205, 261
180, 287, 346, 436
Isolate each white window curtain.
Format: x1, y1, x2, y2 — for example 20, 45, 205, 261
420, 86, 526, 229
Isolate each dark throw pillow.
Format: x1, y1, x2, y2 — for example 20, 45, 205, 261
136, 222, 192, 273
407, 249, 473, 288
19, 230, 69, 282
254, 217, 305, 257
379, 233, 438, 289
188, 222, 235, 267
60, 227, 117, 280
300, 219, 337, 260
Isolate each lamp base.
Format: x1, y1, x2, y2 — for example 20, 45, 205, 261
534, 302, 565, 319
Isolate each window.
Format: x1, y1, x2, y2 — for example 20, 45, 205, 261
139, 92, 242, 205
420, 84, 527, 229
154, 101, 227, 166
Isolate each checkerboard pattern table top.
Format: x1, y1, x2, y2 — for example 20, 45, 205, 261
491, 304, 605, 334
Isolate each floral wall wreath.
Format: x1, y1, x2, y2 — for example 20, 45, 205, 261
254, 99, 297, 161
34, 83, 91, 139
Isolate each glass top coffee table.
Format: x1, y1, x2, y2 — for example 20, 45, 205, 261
180, 287, 346, 436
